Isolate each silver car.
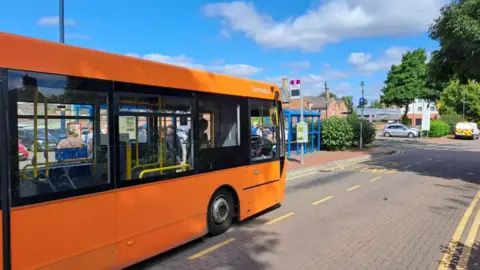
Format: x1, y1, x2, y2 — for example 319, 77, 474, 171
383, 124, 420, 138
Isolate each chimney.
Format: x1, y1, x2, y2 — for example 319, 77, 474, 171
280, 77, 291, 103
282, 77, 288, 91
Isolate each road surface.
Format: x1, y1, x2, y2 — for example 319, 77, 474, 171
131, 138, 480, 270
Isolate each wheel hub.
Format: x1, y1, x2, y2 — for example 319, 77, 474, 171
212, 196, 229, 224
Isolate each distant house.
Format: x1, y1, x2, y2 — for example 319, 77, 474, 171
284, 95, 347, 120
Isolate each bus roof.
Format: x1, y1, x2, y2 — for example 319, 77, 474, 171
0, 32, 278, 100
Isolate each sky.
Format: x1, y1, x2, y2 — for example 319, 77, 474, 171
0, 0, 448, 103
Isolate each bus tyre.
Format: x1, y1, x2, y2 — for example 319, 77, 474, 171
208, 188, 234, 236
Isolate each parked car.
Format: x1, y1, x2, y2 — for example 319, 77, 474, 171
383, 124, 420, 138
18, 128, 59, 151
454, 122, 479, 140
18, 139, 29, 161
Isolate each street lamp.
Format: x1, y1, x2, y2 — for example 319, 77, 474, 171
360, 81, 365, 150
60, 0, 64, 43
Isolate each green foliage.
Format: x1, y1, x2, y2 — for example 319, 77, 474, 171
321, 117, 353, 151
381, 49, 431, 116
346, 114, 376, 146
341, 96, 353, 111
429, 120, 451, 137
439, 113, 463, 131
439, 80, 480, 122
428, 0, 480, 83
368, 100, 386, 109
401, 115, 411, 125
319, 91, 338, 99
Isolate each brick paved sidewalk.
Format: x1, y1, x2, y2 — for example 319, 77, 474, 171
287, 146, 394, 172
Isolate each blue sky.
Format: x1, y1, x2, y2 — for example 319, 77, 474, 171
0, 0, 447, 103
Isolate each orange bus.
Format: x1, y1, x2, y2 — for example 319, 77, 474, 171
0, 32, 286, 269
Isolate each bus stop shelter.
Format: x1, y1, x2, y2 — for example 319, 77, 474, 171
283, 108, 321, 157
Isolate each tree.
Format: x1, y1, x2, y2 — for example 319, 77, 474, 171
438, 80, 480, 122
428, 0, 480, 83
340, 96, 353, 110
319, 92, 338, 99
368, 100, 386, 109
381, 49, 429, 118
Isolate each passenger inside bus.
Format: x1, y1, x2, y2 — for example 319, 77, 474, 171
186, 118, 210, 165
166, 124, 183, 166
57, 126, 86, 150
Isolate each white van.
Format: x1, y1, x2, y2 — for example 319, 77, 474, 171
455, 122, 479, 139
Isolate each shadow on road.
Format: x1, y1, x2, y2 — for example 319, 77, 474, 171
128, 206, 282, 270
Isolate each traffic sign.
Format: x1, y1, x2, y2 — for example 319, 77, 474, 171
290, 79, 301, 99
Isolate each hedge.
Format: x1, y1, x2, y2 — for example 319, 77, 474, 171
429, 120, 450, 137
321, 117, 353, 150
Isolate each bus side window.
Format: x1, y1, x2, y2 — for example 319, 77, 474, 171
9, 70, 110, 199
117, 94, 194, 181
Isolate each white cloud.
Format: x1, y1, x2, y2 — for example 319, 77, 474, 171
282, 61, 312, 69
347, 53, 372, 66
65, 33, 90, 40
320, 69, 350, 80
37, 16, 76, 26
203, 0, 446, 51
347, 46, 409, 74
125, 53, 263, 77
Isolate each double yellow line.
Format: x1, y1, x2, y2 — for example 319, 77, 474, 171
438, 190, 480, 269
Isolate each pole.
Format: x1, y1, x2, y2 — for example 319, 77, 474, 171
300, 82, 304, 165
59, 0, 65, 43
463, 86, 466, 120
324, 82, 328, 118
360, 81, 364, 150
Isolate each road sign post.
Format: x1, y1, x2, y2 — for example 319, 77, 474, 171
360, 81, 365, 150
290, 79, 305, 164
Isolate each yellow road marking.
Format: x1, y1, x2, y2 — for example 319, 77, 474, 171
188, 238, 236, 260
457, 205, 480, 270
386, 169, 398, 174
346, 185, 361, 192
370, 176, 382, 182
288, 171, 317, 181
360, 167, 370, 172
343, 165, 360, 172
265, 212, 295, 225
312, 196, 334, 205
438, 190, 480, 270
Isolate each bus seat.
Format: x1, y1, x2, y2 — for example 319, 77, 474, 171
55, 147, 88, 162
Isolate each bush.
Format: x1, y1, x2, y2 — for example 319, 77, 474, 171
439, 113, 463, 133
401, 115, 411, 125
347, 113, 376, 146
429, 120, 450, 137
321, 117, 353, 150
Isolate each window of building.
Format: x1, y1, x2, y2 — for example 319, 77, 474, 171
117, 94, 194, 182
430, 106, 435, 112
418, 107, 423, 111
250, 100, 280, 162
8, 70, 110, 201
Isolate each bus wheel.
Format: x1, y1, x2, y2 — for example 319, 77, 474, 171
208, 188, 234, 236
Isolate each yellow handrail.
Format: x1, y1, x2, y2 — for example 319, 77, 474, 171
22, 158, 90, 180
132, 162, 160, 172
126, 142, 132, 180
139, 164, 191, 179
44, 97, 49, 178
33, 84, 38, 178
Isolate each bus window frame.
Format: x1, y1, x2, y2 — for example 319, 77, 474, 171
113, 92, 197, 188
7, 70, 114, 207
195, 92, 250, 173
248, 98, 281, 165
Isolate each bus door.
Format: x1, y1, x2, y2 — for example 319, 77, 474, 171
249, 99, 281, 187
